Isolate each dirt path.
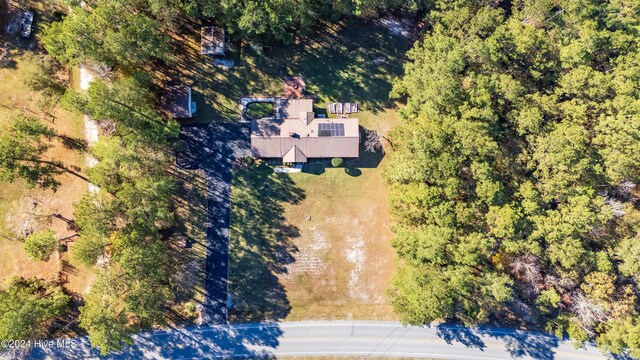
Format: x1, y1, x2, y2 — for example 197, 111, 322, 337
78, 65, 99, 193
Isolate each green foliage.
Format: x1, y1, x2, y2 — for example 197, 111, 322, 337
597, 316, 640, 358
331, 158, 344, 167
389, 261, 455, 324
386, 0, 640, 355
79, 268, 135, 355
0, 116, 59, 190
42, 3, 169, 69
24, 230, 57, 262
199, 0, 430, 41
21, 54, 68, 109
0, 277, 69, 340
66, 73, 177, 352
536, 289, 561, 315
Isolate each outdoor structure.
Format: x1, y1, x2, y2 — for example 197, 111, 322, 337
161, 85, 196, 119
201, 26, 226, 56
328, 102, 358, 114
20, 10, 35, 38
251, 98, 359, 163
284, 76, 305, 98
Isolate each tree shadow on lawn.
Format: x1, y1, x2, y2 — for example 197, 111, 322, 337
283, 19, 409, 114
228, 162, 305, 322
159, 18, 410, 123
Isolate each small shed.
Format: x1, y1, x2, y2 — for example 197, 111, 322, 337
20, 10, 35, 38
201, 26, 226, 56
162, 85, 196, 119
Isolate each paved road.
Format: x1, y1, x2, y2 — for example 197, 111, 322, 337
178, 124, 250, 324
27, 321, 613, 359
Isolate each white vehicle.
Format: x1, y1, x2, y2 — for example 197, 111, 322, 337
20, 10, 35, 38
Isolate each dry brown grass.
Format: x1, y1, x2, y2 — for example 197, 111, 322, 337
280, 115, 399, 321
0, 51, 93, 295
229, 106, 401, 322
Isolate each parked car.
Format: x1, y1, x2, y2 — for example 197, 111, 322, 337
20, 10, 35, 38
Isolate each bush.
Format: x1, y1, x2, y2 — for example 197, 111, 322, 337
245, 156, 255, 166
331, 157, 344, 167
24, 230, 57, 262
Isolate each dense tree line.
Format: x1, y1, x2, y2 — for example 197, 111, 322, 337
0, 278, 70, 341
385, 0, 640, 356
52, 0, 430, 45
38, 3, 182, 350
61, 74, 179, 354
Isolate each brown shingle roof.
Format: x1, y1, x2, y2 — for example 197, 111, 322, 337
252, 136, 359, 159
282, 145, 307, 163
161, 85, 192, 119
250, 98, 359, 161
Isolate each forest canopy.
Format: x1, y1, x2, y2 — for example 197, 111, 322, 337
386, 0, 640, 356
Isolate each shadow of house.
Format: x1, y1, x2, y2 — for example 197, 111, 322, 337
228, 162, 305, 322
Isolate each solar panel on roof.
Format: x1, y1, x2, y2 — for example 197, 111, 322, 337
318, 123, 345, 137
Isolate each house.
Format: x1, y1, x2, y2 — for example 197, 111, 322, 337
161, 85, 196, 119
251, 99, 359, 163
201, 26, 225, 56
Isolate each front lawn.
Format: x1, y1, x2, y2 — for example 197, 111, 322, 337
197, 18, 411, 322
229, 130, 399, 321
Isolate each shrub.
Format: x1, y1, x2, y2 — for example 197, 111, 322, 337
24, 230, 57, 261
245, 156, 255, 166
331, 157, 344, 167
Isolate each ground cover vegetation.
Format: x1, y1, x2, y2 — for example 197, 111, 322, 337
385, 0, 640, 356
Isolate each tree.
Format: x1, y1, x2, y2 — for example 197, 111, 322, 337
21, 54, 68, 109
597, 316, 640, 358
24, 230, 57, 262
389, 261, 456, 324
0, 116, 60, 190
385, 0, 640, 355
79, 268, 135, 355
0, 277, 69, 340
363, 128, 384, 153
331, 157, 344, 167
42, 3, 169, 69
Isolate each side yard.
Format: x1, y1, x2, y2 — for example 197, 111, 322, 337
0, 54, 93, 296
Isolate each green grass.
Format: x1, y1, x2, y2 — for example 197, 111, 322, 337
245, 101, 274, 119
